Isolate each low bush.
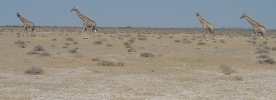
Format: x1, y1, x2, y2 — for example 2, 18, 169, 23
25, 67, 43, 75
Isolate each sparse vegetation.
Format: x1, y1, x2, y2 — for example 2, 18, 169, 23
65, 43, 71, 45
272, 47, 276, 51
40, 51, 51, 57
51, 38, 57, 41
98, 60, 115, 66
141, 52, 155, 57
33, 45, 45, 51
69, 49, 78, 53
233, 75, 243, 81
258, 56, 275, 64
65, 37, 74, 41
14, 40, 25, 45
93, 40, 102, 44
73, 41, 78, 44
25, 67, 43, 75
255, 48, 269, 54
27, 51, 40, 55
92, 58, 99, 61
197, 42, 206, 45
106, 44, 113, 47
221, 65, 236, 75
174, 40, 180, 42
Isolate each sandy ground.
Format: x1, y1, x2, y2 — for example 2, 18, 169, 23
0, 27, 276, 100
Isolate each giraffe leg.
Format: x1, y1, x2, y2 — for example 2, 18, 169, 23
202, 29, 207, 41
211, 30, 215, 41
249, 31, 256, 45
81, 27, 87, 39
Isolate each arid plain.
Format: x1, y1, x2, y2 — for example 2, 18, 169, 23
0, 27, 275, 99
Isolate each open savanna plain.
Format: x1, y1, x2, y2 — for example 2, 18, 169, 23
0, 27, 276, 99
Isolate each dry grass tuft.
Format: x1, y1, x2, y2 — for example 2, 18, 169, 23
92, 58, 99, 61
197, 42, 206, 45
98, 60, 115, 66
14, 40, 25, 45
221, 65, 236, 75
233, 75, 243, 81
141, 52, 155, 57
65, 37, 74, 41
33, 45, 45, 51
40, 51, 51, 57
69, 49, 78, 53
25, 67, 43, 75
93, 40, 102, 44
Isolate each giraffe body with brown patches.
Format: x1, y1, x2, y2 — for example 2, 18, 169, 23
196, 12, 215, 41
71, 7, 97, 39
240, 13, 267, 45
16, 12, 35, 38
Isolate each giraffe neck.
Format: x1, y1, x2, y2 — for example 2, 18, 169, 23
198, 15, 208, 25
74, 9, 87, 22
244, 15, 256, 26
18, 16, 29, 23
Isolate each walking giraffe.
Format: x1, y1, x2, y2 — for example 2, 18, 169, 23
16, 12, 35, 38
71, 7, 97, 39
196, 12, 215, 41
240, 13, 267, 45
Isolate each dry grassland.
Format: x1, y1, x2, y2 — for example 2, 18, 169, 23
0, 27, 276, 99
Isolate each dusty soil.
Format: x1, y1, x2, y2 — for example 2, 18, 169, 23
0, 27, 276, 100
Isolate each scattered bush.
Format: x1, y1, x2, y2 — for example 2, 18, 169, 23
128, 48, 136, 52
65, 43, 71, 45
197, 42, 206, 45
98, 60, 115, 66
69, 49, 78, 53
258, 56, 275, 65
251, 41, 256, 44
73, 41, 78, 44
93, 40, 102, 44
27, 51, 40, 55
92, 58, 99, 61
18, 44, 27, 48
123, 42, 130, 45
221, 65, 236, 75
33, 45, 44, 51
256, 54, 270, 59
233, 75, 243, 81
14, 40, 25, 45
51, 38, 57, 41
128, 37, 136, 44
40, 51, 51, 57
117, 61, 124, 66
25, 67, 43, 75
65, 37, 74, 41
141, 52, 155, 57
272, 47, 276, 51
183, 40, 192, 44
255, 49, 269, 54
62, 45, 68, 48
138, 36, 147, 40
106, 44, 113, 47
174, 40, 180, 42
220, 39, 225, 43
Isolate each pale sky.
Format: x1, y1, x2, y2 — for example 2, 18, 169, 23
0, 0, 275, 29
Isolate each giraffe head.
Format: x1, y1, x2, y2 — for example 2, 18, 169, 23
71, 7, 77, 12
196, 12, 200, 16
16, 12, 21, 17
240, 13, 247, 19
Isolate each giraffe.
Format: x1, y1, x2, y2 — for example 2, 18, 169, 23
71, 7, 97, 39
16, 12, 35, 38
196, 12, 215, 41
240, 13, 267, 45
